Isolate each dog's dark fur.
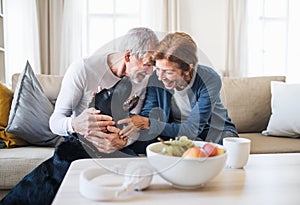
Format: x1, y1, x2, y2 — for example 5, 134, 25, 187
91, 76, 138, 128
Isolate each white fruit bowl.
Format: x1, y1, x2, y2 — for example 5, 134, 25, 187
146, 141, 227, 189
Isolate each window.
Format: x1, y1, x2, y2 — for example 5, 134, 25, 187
247, 0, 300, 82
247, 0, 289, 77
3, 0, 40, 85
85, 0, 141, 55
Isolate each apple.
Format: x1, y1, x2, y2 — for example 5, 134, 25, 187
182, 147, 208, 158
216, 147, 225, 155
203, 143, 218, 157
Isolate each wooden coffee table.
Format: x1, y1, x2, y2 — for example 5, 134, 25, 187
52, 153, 300, 205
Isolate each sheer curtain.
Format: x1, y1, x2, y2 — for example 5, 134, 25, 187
59, 0, 86, 75
228, 0, 300, 81
224, 0, 248, 77
140, 0, 180, 33
36, 0, 64, 75
4, 0, 64, 85
287, 0, 300, 82
4, 0, 40, 85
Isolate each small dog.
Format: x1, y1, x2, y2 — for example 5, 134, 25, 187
76, 76, 140, 155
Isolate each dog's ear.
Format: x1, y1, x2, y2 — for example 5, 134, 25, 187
93, 88, 112, 116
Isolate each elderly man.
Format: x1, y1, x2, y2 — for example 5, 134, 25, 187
1, 27, 159, 205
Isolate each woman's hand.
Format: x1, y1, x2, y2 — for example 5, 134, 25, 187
118, 115, 149, 139
85, 126, 127, 153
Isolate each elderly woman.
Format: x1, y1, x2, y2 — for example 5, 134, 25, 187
120, 32, 238, 153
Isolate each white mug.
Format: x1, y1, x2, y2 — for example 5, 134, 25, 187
223, 137, 251, 169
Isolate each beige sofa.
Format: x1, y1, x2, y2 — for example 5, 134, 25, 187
221, 76, 300, 153
1, 74, 300, 199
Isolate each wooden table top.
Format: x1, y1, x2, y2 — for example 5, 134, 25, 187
52, 153, 300, 205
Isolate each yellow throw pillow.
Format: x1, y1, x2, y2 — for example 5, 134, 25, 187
0, 82, 28, 147
0, 82, 13, 127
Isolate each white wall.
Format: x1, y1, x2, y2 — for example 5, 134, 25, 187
179, 0, 227, 74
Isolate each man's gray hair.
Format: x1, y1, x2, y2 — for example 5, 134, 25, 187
117, 27, 159, 59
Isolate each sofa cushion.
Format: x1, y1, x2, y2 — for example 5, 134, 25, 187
262, 81, 300, 137
5, 61, 62, 146
0, 147, 54, 189
220, 76, 285, 133
240, 133, 300, 154
0, 82, 28, 148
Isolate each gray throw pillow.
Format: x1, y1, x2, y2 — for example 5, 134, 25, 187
5, 61, 62, 146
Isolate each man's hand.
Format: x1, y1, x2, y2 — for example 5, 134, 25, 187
85, 126, 127, 153
118, 115, 149, 139
71, 108, 115, 136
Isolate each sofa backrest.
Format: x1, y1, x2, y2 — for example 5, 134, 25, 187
11, 73, 286, 134
220, 76, 285, 133
12, 73, 63, 103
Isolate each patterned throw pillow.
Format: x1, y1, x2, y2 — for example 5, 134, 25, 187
5, 61, 62, 146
